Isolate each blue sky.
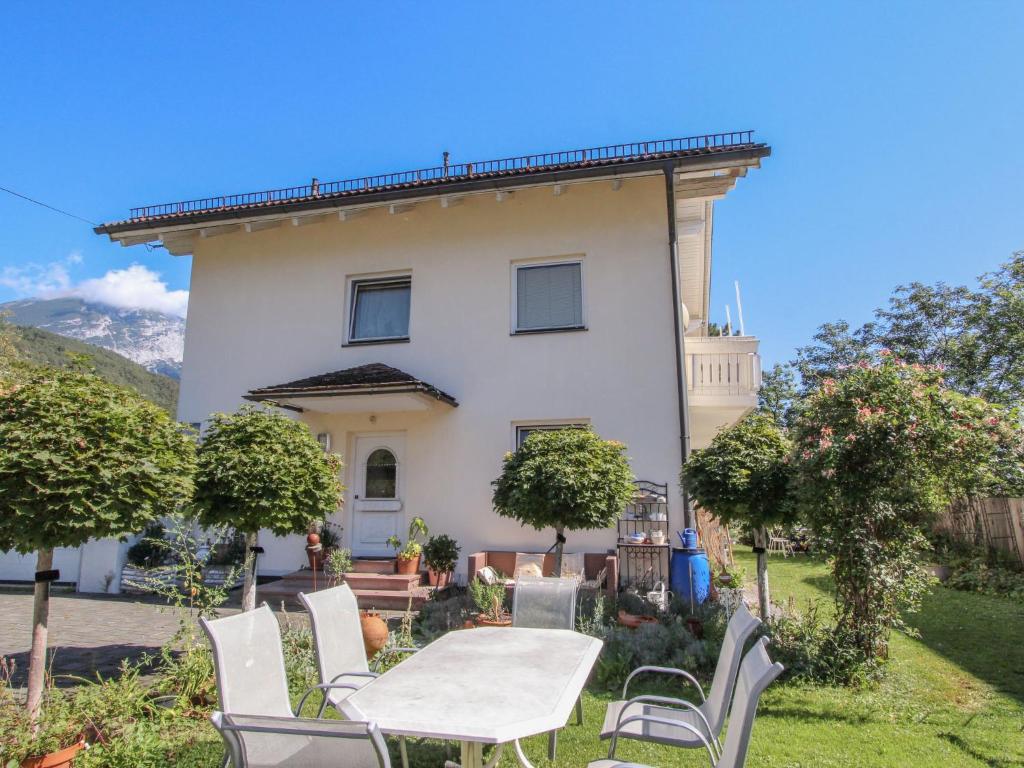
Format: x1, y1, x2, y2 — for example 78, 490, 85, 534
1, 2, 1020, 365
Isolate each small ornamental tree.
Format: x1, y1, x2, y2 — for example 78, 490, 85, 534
0, 367, 195, 721
193, 405, 343, 611
793, 355, 1009, 669
681, 412, 796, 618
491, 428, 634, 575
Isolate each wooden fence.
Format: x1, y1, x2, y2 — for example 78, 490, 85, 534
935, 497, 1024, 566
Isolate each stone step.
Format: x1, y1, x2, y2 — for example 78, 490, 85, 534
341, 572, 422, 592
271, 570, 420, 592
351, 558, 396, 574
257, 581, 428, 612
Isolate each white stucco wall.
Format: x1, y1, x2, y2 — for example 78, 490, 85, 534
178, 177, 688, 577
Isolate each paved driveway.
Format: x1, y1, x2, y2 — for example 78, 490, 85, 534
0, 590, 210, 686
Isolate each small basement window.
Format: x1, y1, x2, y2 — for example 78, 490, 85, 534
349, 276, 411, 343
514, 261, 584, 333
515, 423, 587, 448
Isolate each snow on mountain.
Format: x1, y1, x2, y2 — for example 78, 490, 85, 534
0, 297, 184, 378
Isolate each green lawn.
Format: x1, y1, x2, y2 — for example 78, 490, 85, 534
79, 550, 1024, 767
494, 549, 1024, 767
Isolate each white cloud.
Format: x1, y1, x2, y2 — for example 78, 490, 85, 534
1, 257, 72, 296
68, 265, 189, 317
1, 256, 189, 318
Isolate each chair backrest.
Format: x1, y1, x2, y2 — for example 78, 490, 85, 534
212, 712, 391, 768
702, 602, 761, 735
512, 575, 578, 629
200, 605, 293, 718
716, 637, 783, 768
298, 584, 370, 686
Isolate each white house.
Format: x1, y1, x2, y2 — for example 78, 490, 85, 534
6, 132, 768, 592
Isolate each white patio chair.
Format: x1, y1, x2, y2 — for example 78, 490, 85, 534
512, 575, 582, 760
592, 636, 783, 768
200, 605, 371, 767
299, 584, 420, 768
211, 712, 391, 768
598, 602, 761, 757
767, 529, 794, 557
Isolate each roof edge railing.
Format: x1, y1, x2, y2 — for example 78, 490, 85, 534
126, 131, 758, 220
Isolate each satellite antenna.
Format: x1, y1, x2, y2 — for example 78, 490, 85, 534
735, 281, 746, 336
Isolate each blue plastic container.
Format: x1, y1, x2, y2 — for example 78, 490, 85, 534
670, 548, 711, 609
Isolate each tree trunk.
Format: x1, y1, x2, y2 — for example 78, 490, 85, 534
27, 548, 53, 723
242, 531, 259, 612
754, 527, 771, 619
553, 525, 565, 577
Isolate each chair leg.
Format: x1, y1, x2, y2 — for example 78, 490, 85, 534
400, 736, 410, 768
220, 751, 230, 768
547, 730, 557, 761
575, 694, 583, 725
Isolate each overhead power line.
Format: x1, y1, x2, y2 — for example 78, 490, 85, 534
0, 184, 99, 226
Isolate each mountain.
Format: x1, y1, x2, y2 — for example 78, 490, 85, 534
9, 325, 179, 414
0, 297, 184, 378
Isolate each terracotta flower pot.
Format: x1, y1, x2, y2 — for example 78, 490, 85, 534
395, 554, 420, 576
21, 741, 85, 768
427, 568, 452, 587
617, 610, 658, 629
476, 614, 512, 627
359, 611, 389, 660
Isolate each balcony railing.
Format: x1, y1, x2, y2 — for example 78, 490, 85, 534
685, 336, 761, 400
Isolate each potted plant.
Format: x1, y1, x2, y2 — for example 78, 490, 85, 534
2, 660, 86, 768
386, 517, 428, 576
470, 579, 510, 627
423, 534, 460, 587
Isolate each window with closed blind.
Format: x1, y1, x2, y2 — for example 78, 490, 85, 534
513, 260, 585, 333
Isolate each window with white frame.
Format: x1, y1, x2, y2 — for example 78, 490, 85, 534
513, 260, 584, 333
515, 422, 587, 448
348, 276, 411, 343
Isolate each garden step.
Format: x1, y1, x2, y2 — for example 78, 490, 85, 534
350, 558, 397, 574
341, 572, 422, 592
350, 587, 429, 612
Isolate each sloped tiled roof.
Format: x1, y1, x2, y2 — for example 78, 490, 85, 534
244, 363, 458, 407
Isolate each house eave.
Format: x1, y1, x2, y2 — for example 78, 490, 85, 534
94, 146, 770, 241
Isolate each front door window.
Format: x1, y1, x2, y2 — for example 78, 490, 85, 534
365, 448, 397, 499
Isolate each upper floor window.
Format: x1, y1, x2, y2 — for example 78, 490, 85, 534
348, 276, 411, 344
513, 260, 584, 334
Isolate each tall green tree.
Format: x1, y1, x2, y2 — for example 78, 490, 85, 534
681, 413, 796, 618
193, 406, 343, 611
492, 428, 634, 575
0, 367, 195, 721
970, 252, 1024, 406
794, 320, 875, 394
758, 362, 800, 428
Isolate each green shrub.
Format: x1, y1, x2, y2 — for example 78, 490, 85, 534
422, 534, 460, 574
944, 552, 1024, 599
325, 547, 353, 584
126, 522, 170, 568
763, 600, 874, 686
469, 579, 507, 621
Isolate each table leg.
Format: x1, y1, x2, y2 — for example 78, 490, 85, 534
460, 741, 484, 768
512, 739, 537, 768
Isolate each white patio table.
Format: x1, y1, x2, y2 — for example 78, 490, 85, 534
338, 626, 603, 768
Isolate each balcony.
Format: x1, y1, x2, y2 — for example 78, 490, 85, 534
684, 335, 761, 447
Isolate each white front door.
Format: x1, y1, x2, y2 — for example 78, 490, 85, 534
351, 434, 405, 557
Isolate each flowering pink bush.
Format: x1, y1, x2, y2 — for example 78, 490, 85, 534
793, 356, 1014, 669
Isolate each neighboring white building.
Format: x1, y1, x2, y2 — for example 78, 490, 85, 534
22, 132, 768, 590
